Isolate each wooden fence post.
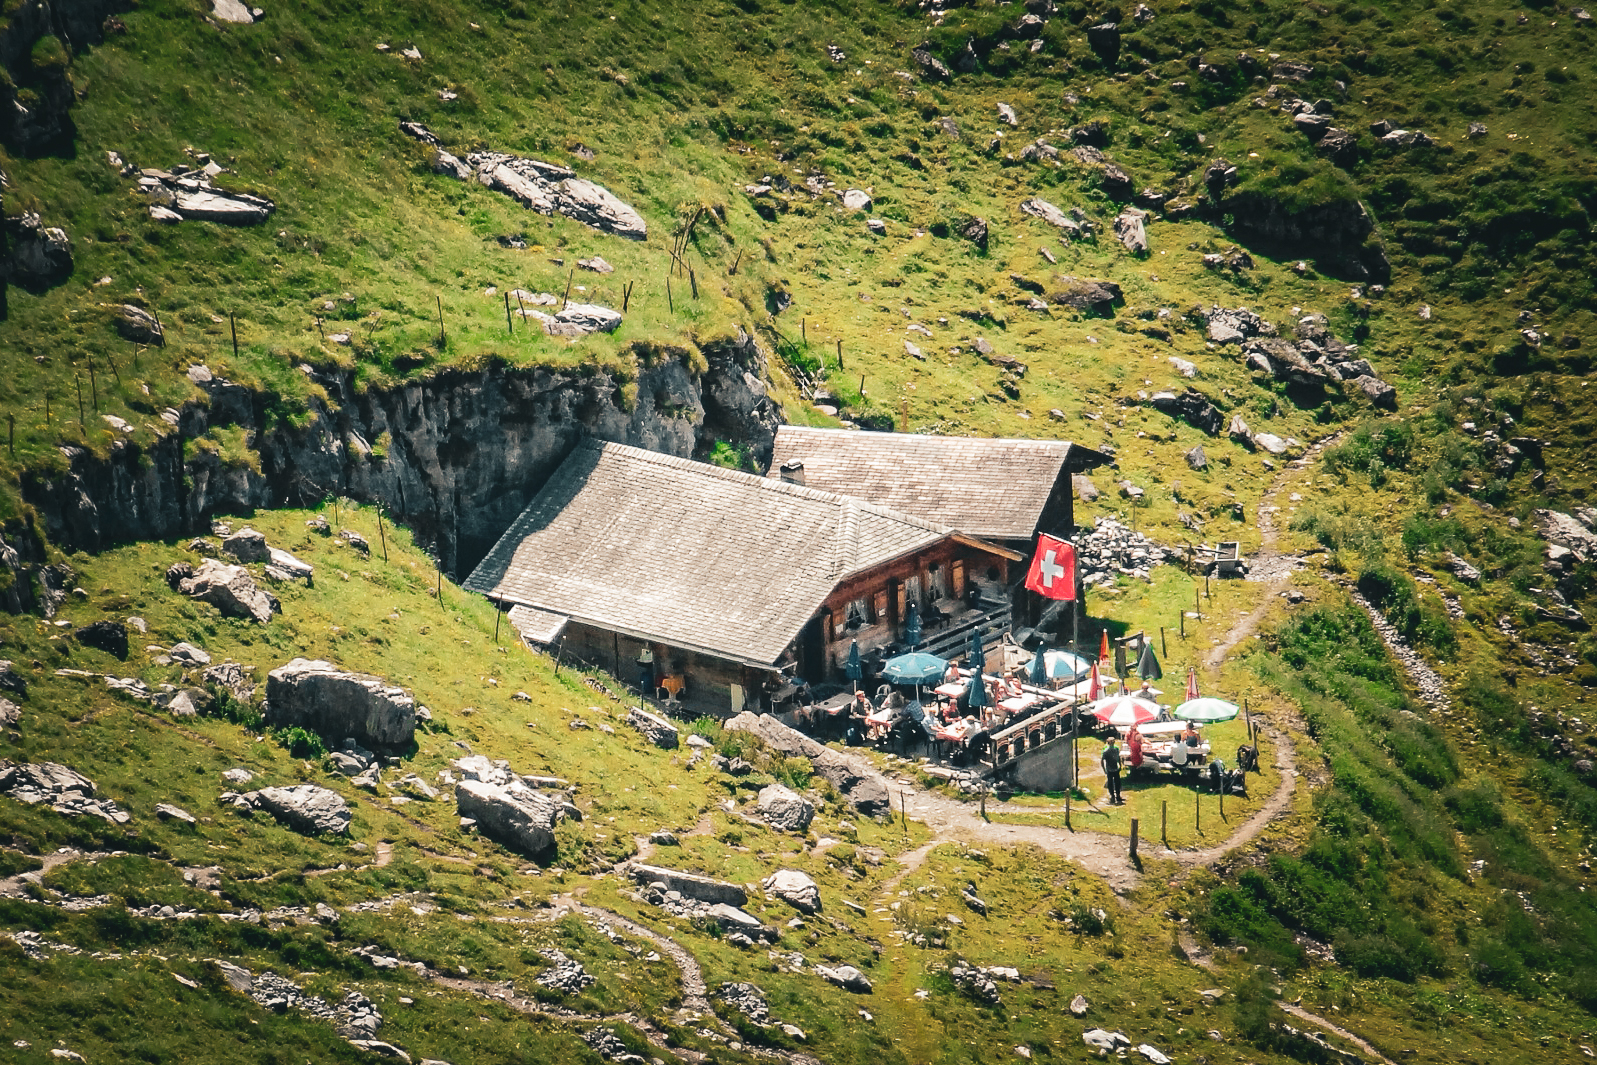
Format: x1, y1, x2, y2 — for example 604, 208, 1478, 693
688, 266, 698, 299
436, 294, 446, 346
666, 277, 673, 313
1161, 799, 1167, 843
75, 376, 85, 433
88, 360, 98, 412
505, 291, 513, 335
561, 270, 574, 311
1195, 788, 1201, 832
836, 338, 843, 369
377, 506, 388, 562
1160, 626, 1167, 658
230, 312, 239, 359
6, 414, 13, 456
1129, 818, 1139, 861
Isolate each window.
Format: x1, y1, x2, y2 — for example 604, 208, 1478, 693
845, 600, 868, 630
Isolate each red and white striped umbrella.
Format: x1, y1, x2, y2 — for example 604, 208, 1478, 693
1090, 695, 1160, 728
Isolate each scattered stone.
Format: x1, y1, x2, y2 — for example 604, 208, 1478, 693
950, 961, 1001, 1003
203, 661, 256, 703
265, 659, 417, 747
134, 168, 274, 224
155, 802, 197, 824
234, 785, 351, 835
1168, 356, 1196, 378
997, 102, 1018, 126
1083, 1029, 1131, 1052
4, 212, 73, 289
576, 255, 614, 274
866, 218, 886, 234
535, 948, 596, 993
521, 302, 623, 338
912, 47, 952, 80
1086, 22, 1120, 64
0, 698, 18, 729
1076, 516, 1170, 586
1113, 209, 1148, 254
399, 122, 646, 239
0, 761, 129, 823
625, 706, 678, 749
841, 189, 872, 211
715, 982, 770, 1024
1148, 390, 1223, 434
170, 642, 212, 666
649, 829, 678, 846
264, 548, 314, 584
178, 559, 280, 623
114, 304, 165, 345
817, 964, 872, 993
957, 215, 989, 249
1070, 993, 1089, 1015
1185, 445, 1208, 471
756, 783, 815, 832
1136, 1045, 1171, 1064
763, 869, 822, 914
222, 767, 254, 784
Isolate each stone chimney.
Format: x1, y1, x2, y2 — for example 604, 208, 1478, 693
779, 460, 806, 486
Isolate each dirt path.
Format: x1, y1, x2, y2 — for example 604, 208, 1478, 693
1202, 434, 1341, 671
0, 848, 102, 898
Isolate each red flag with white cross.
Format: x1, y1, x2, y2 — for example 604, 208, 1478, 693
1023, 534, 1076, 601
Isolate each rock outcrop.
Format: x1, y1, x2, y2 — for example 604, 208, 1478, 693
762, 869, 822, 913
625, 706, 679, 749
3, 212, 72, 291
629, 862, 748, 906
400, 122, 646, 240
178, 559, 280, 623
134, 167, 276, 224
455, 779, 568, 857
230, 784, 351, 835
724, 712, 890, 816
265, 659, 417, 747
0, 761, 129, 823
19, 333, 781, 581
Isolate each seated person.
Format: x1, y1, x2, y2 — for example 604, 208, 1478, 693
1126, 724, 1145, 768
944, 663, 963, 687
1136, 678, 1156, 699
1169, 737, 1190, 768
1183, 722, 1202, 747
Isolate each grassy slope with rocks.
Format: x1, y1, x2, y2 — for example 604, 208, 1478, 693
5, 0, 1597, 1061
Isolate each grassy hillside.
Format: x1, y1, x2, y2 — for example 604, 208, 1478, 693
5, 0, 1597, 1061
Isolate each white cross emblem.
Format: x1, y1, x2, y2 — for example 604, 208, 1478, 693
1039, 549, 1065, 588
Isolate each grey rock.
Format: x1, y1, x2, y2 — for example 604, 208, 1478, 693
715, 982, 770, 1024
1149, 390, 1222, 435
400, 123, 646, 240
454, 780, 566, 857
1253, 432, 1289, 455
1351, 374, 1398, 409
996, 102, 1018, 126
756, 782, 815, 832
1083, 1029, 1131, 1051
265, 547, 314, 583
535, 948, 595, 993
1113, 209, 1149, 254
0, 760, 129, 823
211, 0, 255, 23
1070, 993, 1089, 1015
4, 212, 73, 289
1229, 414, 1254, 449
1073, 474, 1100, 502
629, 862, 747, 905
171, 642, 212, 666
222, 767, 254, 784
958, 215, 989, 249
239, 785, 352, 835
763, 869, 822, 913
213, 958, 254, 992
155, 802, 197, 824
950, 961, 1001, 1003
1292, 112, 1331, 140
0, 697, 18, 729
817, 964, 872, 993
649, 829, 679, 846
841, 189, 872, 211
1086, 22, 1120, 64
223, 526, 269, 562
576, 255, 614, 274
625, 706, 679, 749
523, 302, 623, 337
265, 659, 417, 747
203, 661, 255, 703
912, 47, 952, 81
1185, 445, 1207, 471
1050, 279, 1121, 313
114, 304, 165, 345
345, 1041, 410, 1062
1019, 197, 1074, 231
178, 560, 280, 624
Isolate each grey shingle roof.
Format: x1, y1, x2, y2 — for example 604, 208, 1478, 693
464, 441, 951, 667
766, 427, 1108, 541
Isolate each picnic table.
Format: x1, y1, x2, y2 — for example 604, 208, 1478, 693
933, 681, 968, 699
936, 718, 982, 744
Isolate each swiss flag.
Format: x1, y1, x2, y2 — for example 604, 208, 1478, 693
1024, 533, 1076, 601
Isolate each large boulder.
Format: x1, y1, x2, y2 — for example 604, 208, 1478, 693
236, 785, 351, 835
629, 862, 748, 906
756, 783, 815, 832
817, 964, 873, 993
265, 659, 416, 747
625, 706, 679, 749
455, 780, 570, 857
0, 698, 18, 728
763, 869, 822, 913
0, 760, 128, 822
178, 560, 280, 624
75, 620, 128, 659
1148, 390, 1223, 435
1113, 209, 1149, 254
222, 527, 269, 562
4, 212, 73, 290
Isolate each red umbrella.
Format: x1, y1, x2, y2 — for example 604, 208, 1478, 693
1088, 661, 1103, 702
1090, 695, 1159, 728
1185, 667, 1199, 702
1097, 630, 1111, 669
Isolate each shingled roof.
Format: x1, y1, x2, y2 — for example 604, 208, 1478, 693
766, 427, 1109, 542
464, 440, 956, 668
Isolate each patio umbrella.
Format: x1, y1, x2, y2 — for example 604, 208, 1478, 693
1028, 646, 1049, 687
1091, 695, 1160, 728
1097, 630, 1111, 668
844, 640, 862, 683
880, 652, 947, 686
967, 626, 986, 674
1043, 649, 1092, 681
903, 602, 922, 650
1137, 640, 1163, 682
1185, 667, 1199, 702
1088, 660, 1103, 701
1175, 697, 1240, 723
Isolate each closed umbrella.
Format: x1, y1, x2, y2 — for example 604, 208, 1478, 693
966, 628, 989, 714
1091, 695, 1160, 728
1028, 646, 1049, 687
1137, 640, 1163, 682
967, 626, 986, 675
1088, 661, 1103, 702
903, 602, 922, 651
1175, 697, 1240, 723
1185, 666, 1199, 702
1097, 630, 1111, 668
844, 640, 862, 683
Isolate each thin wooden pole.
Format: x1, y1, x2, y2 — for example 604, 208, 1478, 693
6, 414, 12, 456
107, 353, 120, 384
75, 376, 85, 433
436, 552, 443, 599
1219, 779, 1224, 820
1160, 626, 1167, 658
1180, 609, 1185, 638
1161, 799, 1167, 843
153, 309, 165, 348
801, 318, 806, 343
561, 270, 574, 311
623, 281, 633, 313
859, 374, 866, 395
1129, 818, 1139, 861
377, 507, 388, 562
837, 338, 844, 369
505, 291, 513, 335
688, 266, 698, 299
230, 312, 239, 359
1195, 788, 1200, 832
45, 393, 50, 429
88, 360, 98, 412
666, 277, 674, 313
494, 604, 502, 644
436, 294, 446, 346
730, 249, 742, 275
317, 318, 325, 342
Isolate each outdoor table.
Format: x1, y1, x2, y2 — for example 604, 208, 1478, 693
816, 691, 855, 717
1000, 693, 1039, 713
1150, 740, 1211, 766
1121, 722, 1191, 740
933, 681, 968, 699
936, 718, 981, 744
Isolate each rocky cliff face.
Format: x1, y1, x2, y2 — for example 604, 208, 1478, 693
21, 331, 782, 580
0, 0, 131, 156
